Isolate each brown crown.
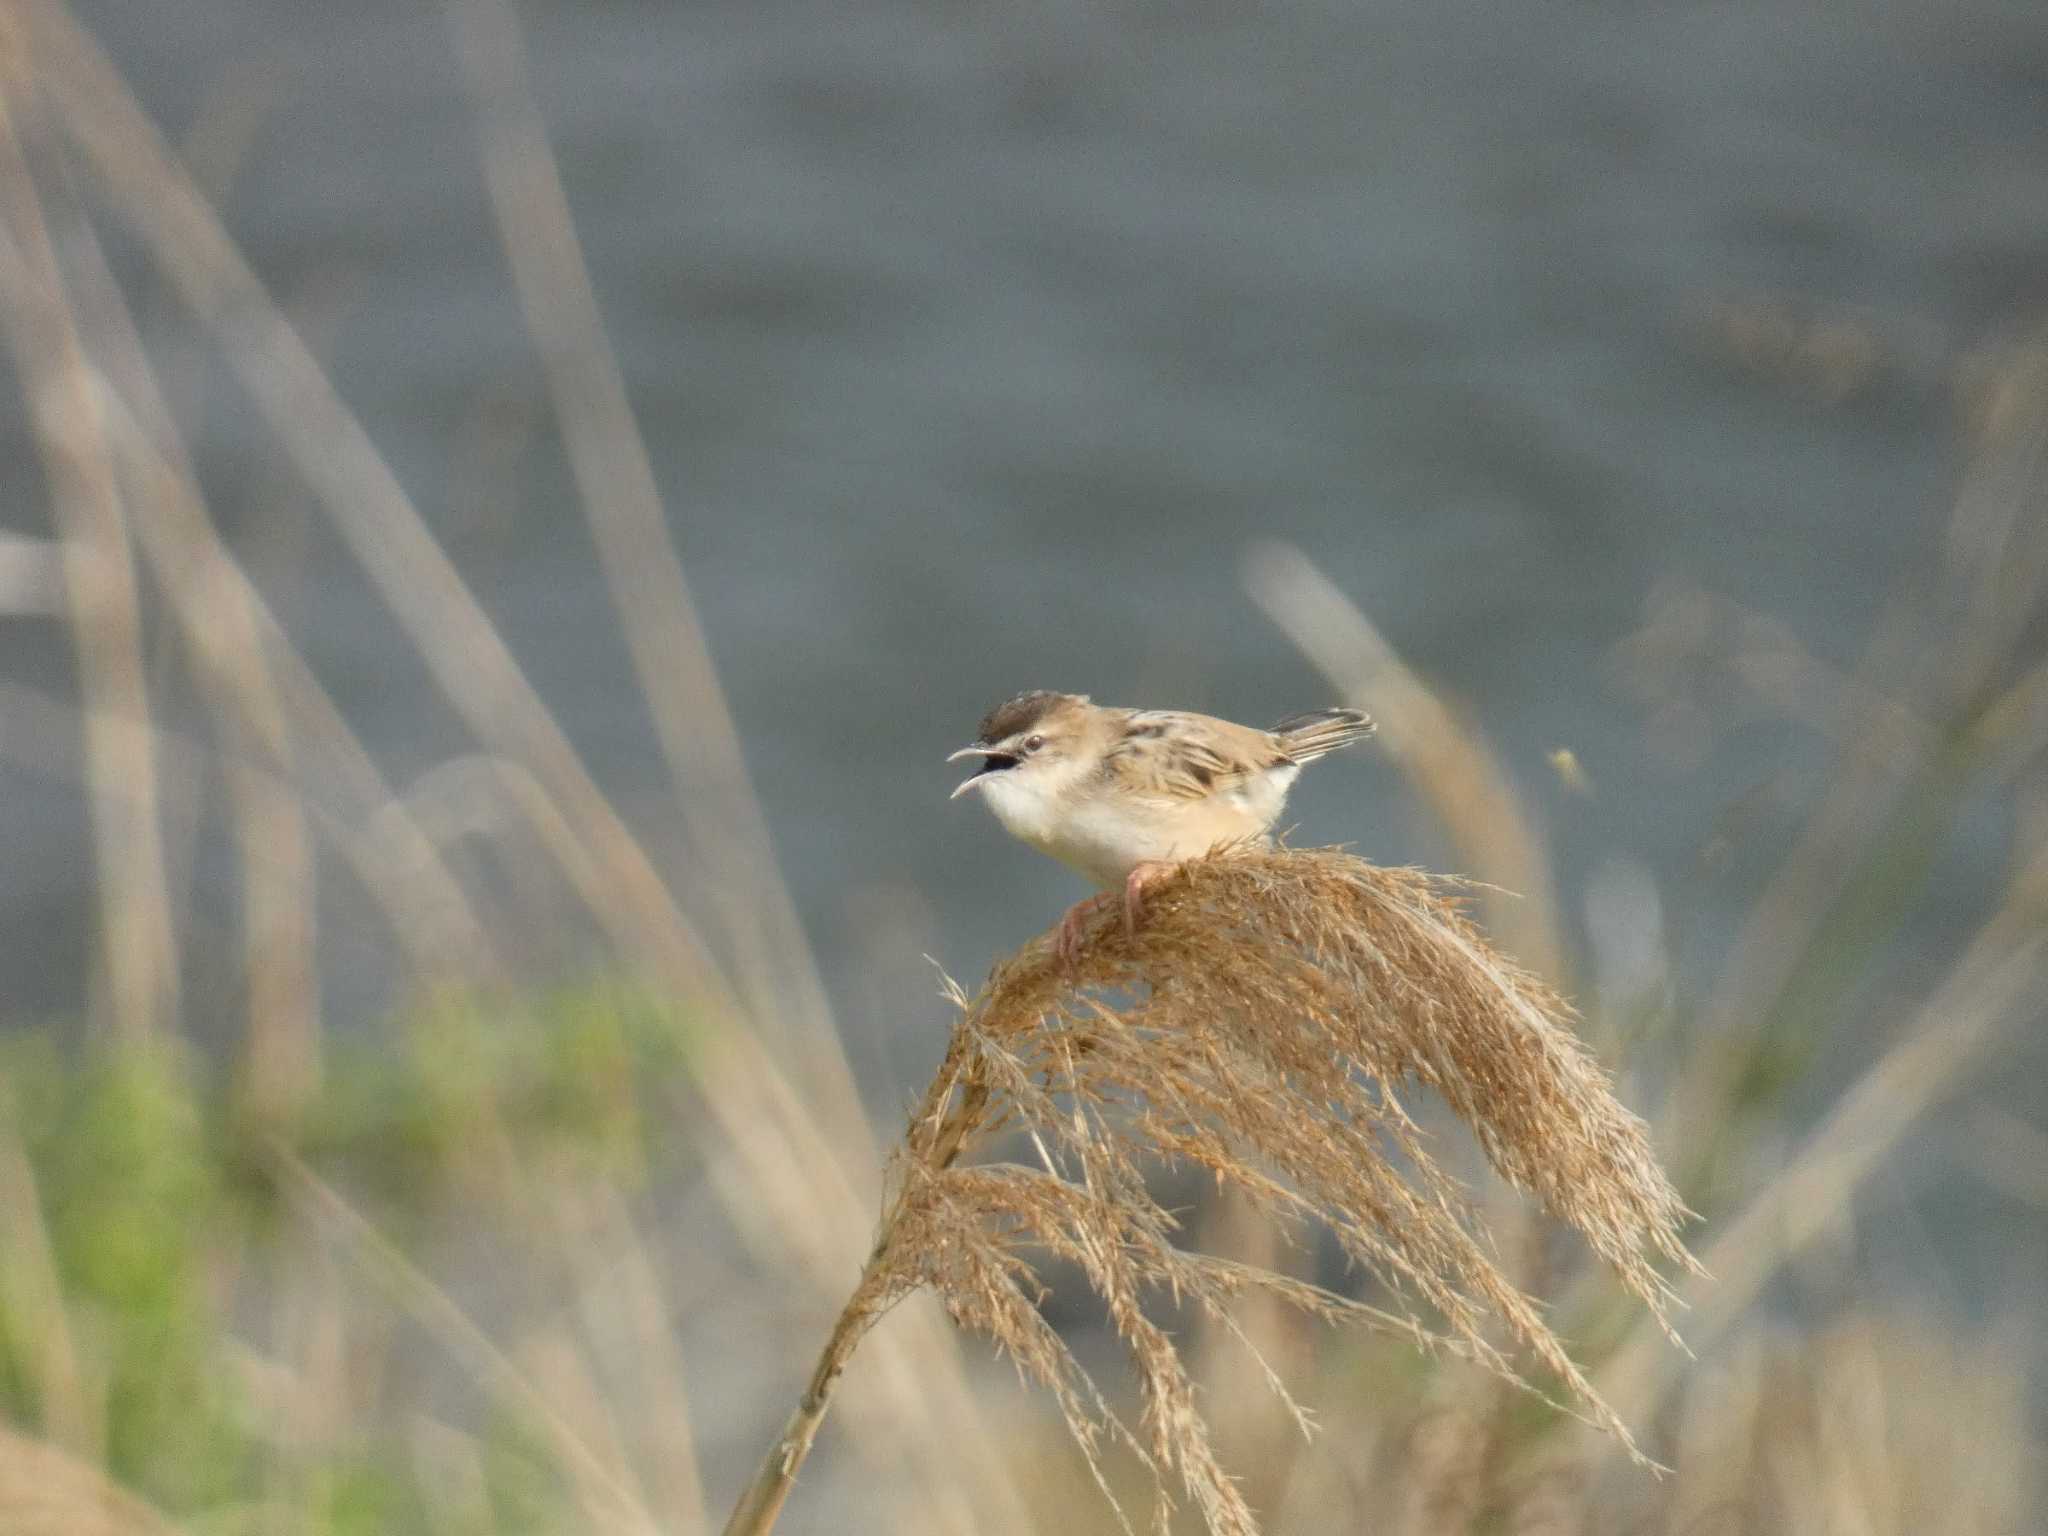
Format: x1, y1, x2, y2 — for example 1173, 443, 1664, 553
976, 690, 1078, 745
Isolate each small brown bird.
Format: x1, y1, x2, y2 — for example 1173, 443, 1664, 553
949, 690, 1375, 963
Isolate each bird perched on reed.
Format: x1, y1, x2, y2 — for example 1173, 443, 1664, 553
949, 690, 1375, 962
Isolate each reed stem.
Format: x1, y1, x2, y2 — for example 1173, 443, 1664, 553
717, 1234, 895, 1536
720, 1071, 987, 1536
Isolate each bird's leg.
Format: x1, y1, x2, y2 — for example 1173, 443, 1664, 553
1120, 860, 1177, 940
1054, 862, 1180, 971
1055, 892, 1114, 970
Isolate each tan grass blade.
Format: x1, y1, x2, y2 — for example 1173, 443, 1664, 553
268, 1144, 666, 1536
27, 170, 322, 1118
442, 0, 851, 1090
1244, 540, 1564, 981
0, 74, 177, 1046
0, 1123, 98, 1462
0, 207, 499, 980
1663, 342, 2048, 1157
1587, 835, 2048, 1429
17, 0, 718, 1001
0, 532, 63, 614
519, 1330, 661, 1535
0, 1423, 184, 1536
1941, 334, 2048, 700
16, 50, 1013, 1514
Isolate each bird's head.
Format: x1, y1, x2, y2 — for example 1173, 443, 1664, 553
947, 690, 1096, 814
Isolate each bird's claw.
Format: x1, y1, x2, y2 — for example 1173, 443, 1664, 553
1055, 894, 1110, 971
1054, 863, 1177, 973
1121, 860, 1173, 940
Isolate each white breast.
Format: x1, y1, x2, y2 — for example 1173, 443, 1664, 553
982, 761, 1301, 889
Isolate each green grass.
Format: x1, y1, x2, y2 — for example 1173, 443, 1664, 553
0, 985, 701, 1534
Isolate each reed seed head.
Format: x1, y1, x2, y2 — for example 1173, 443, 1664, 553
865, 846, 1699, 1535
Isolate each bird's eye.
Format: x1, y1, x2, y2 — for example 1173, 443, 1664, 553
1024, 734, 1046, 753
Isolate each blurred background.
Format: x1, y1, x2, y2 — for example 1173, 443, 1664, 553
0, 0, 2043, 1531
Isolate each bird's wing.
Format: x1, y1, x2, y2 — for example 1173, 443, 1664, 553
1102, 711, 1286, 803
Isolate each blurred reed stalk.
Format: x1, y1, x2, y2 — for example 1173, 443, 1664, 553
1641, 335, 2048, 1178
438, 0, 1044, 1520
0, 60, 178, 1050
0, 3, 2037, 1531
0, 1421, 181, 1536
443, 0, 854, 1086
34, 155, 324, 1121
9, 3, 1040, 1526
1552, 330, 2048, 1441
1246, 515, 2048, 1477
722, 847, 1697, 1536
12, 0, 720, 1000
1243, 541, 1563, 980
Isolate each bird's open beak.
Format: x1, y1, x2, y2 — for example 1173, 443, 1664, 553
948, 745, 1003, 799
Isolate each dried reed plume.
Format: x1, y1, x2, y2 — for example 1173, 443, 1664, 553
722, 846, 1700, 1536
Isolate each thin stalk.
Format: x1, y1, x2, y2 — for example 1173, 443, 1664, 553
21, 0, 719, 999
444, 0, 839, 1073
718, 1241, 893, 1536
270, 1145, 665, 1536
719, 1078, 986, 1536
0, 223, 503, 984
0, 71, 178, 1046
38, 162, 321, 1122
1244, 540, 1564, 980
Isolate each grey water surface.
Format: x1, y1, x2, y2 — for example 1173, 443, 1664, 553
7, 0, 2047, 1330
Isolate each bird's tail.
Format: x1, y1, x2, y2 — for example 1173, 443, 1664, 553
1271, 707, 1376, 763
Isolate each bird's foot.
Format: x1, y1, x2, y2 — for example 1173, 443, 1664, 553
1120, 860, 1176, 940
1053, 862, 1181, 972
1055, 893, 1114, 971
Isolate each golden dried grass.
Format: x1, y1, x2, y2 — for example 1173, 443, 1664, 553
0, 1423, 183, 1536
5, 6, 1039, 1525
725, 846, 1698, 1536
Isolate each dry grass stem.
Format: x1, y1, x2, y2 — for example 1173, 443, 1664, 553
1244, 541, 1564, 980
446, 0, 845, 1081
0, 76, 178, 1047
17, 0, 718, 1001
13, 33, 1020, 1512
437, 4, 1038, 1520
268, 1146, 666, 1536
1654, 339, 2048, 1156
0, 531, 63, 614
727, 846, 1698, 1536
0, 1126, 96, 1461
0, 1423, 184, 1536
1588, 826, 2048, 1428
27, 168, 324, 1117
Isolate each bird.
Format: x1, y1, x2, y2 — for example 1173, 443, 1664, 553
948, 690, 1375, 964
